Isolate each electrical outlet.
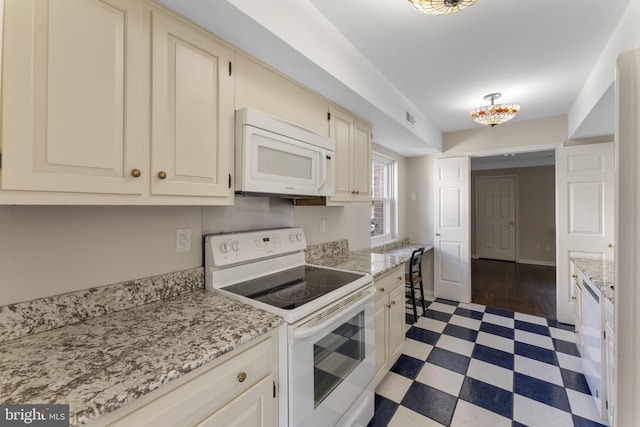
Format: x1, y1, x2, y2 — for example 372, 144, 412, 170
176, 228, 192, 252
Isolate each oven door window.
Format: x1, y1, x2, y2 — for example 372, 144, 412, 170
313, 310, 366, 407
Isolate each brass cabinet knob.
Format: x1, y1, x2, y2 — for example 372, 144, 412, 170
397, 276, 403, 281
390, 300, 396, 305
608, 243, 613, 248
130, 169, 141, 178
355, 190, 360, 195
157, 171, 167, 180
572, 274, 577, 278
237, 372, 247, 383
571, 296, 576, 300
386, 303, 391, 308
379, 287, 385, 292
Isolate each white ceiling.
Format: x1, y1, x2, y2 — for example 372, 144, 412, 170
158, 0, 632, 156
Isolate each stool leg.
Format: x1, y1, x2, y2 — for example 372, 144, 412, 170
410, 279, 418, 323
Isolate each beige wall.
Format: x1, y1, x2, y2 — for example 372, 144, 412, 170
471, 166, 556, 265
442, 115, 568, 156
0, 205, 203, 305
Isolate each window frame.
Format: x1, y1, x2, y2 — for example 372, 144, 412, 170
371, 152, 396, 244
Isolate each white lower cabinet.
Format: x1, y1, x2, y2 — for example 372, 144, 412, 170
604, 298, 615, 426
92, 331, 277, 427
374, 266, 406, 386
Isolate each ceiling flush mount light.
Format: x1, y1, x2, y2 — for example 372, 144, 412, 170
408, 0, 477, 15
470, 93, 520, 128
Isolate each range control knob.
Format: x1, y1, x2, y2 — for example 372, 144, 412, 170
220, 241, 229, 253
289, 234, 297, 243
295, 233, 303, 242
231, 240, 240, 252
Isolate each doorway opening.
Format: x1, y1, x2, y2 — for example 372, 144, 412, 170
470, 151, 557, 319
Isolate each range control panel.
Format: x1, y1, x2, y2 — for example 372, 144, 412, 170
205, 228, 306, 268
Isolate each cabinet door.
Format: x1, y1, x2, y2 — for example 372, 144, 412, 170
389, 284, 406, 364
2, 0, 145, 194
374, 296, 389, 386
196, 375, 275, 427
328, 106, 354, 202
235, 54, 329, 137
151, 11, 233, 198
605, 321, 615, 425
353, 120, 372, 202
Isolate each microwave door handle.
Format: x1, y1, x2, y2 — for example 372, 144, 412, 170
318, 149, 327, 190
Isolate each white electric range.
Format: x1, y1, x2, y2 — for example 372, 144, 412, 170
204, 228, 375, 427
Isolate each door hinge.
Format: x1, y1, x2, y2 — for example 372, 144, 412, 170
604, 330, 606, 339
228, 61, 232, 76
228, 173, 231, 189
606, 399, 609, 410
273, 380, 276, 398
327, 111, 331, 121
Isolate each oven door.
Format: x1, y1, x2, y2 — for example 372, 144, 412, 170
287, 286, 375, 427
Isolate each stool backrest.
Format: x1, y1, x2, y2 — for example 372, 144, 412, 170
409, 247, 425, 276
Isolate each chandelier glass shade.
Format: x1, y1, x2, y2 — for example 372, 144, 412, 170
470, 93, 520, 127
407, 0, 477, 15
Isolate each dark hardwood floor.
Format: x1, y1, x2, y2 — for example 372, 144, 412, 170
471, 258, 557, 320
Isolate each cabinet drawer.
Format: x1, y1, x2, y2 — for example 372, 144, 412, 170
104, 334, 276, 427
374, 266, 403, 301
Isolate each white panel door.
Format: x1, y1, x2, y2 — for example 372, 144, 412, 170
476, 176, 516, 261
1, 0, 145, 194
151, 11, 234, 198
556, 142, 614, 323
434, 157, 471, 302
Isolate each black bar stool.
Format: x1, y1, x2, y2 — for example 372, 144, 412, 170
406, 247, 426, 323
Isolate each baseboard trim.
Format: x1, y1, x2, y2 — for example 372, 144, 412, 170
517, 258, 556, 267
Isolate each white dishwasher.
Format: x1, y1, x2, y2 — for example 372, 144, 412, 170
581, 276, 605, 418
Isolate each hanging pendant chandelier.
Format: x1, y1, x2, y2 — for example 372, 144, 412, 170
407, 0, 477, 15
470, 93, 520, 127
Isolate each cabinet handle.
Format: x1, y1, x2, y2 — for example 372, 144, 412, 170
355, 190, 360, 195
390, 300, 396, 305
573, 330, 578, 334
435, 233, 441, 236
237, 372, 247, 383
608, 243, 613, 248
397, 276, 403, 280
157, 171, 167, 180
379, 287, 385, 292
571, 296, 576, 300
386, 303, 391, 308
351, 191, 356, 195
130, 169, 141, 178
572, 274, 577, 278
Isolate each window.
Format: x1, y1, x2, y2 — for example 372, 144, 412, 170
371, 153, 395, 241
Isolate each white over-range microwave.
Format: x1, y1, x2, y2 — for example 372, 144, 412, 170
235, 108, 335, 197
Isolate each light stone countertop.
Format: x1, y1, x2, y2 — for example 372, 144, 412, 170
0, 290, 283, 426
310, 244, 433, 278
571, 257, 615, 302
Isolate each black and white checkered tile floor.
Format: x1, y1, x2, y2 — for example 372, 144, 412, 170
368, 297, 609, 427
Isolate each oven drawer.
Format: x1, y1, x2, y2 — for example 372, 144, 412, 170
98, 332, 277, 427
374, 266, 404, 301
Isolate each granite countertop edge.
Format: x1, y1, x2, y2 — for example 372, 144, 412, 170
0, 290, 283, 426
309, 244, 432, 278
570, 257, 615, 303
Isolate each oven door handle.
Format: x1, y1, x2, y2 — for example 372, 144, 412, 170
292, 286, 375, 340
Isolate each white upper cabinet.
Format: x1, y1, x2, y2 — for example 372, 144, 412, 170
1, 0, 146, 195
0, 0, 234, 205
328, 105, 371, 204
235, 53, 329, 137
151, 11, 234, 198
